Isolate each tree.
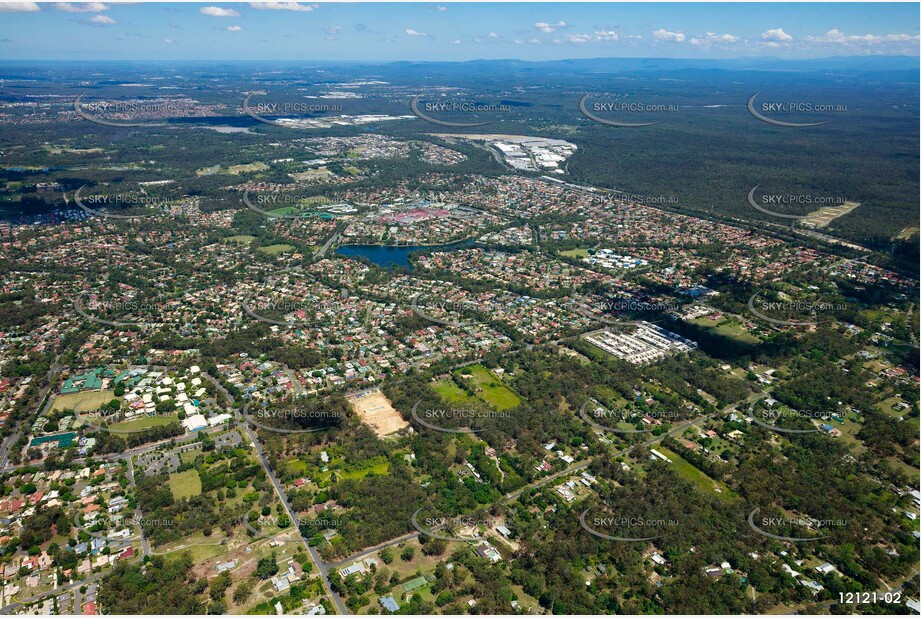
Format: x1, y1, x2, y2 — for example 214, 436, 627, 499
232, 580, 254, 604
209, 572, 231, 601
255, 552, 279, 579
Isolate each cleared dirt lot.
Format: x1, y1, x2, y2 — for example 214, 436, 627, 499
348, 390, 408, 436
802, 200, 860, 228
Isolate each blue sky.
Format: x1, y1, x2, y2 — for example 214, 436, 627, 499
0, 2, 918, 61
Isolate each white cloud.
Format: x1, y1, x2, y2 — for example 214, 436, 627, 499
0, 2, 39, 11
554, 33, 592, 44
689, 31, 738, 47
652, 28, 685, 43
404, 28, 426, 36
761, 28, 793, 42
453, 39, 461, 44
225, 25, 242, 31
53, 2, 108, 12
436, 5, 447, 11
89, 13, 115, 24
487, 32, 499, 39
163, 37, 174, 44
554, 31, 619, 44
528, 38, 540, 44
324, 25, 342, 35
200, 6, 241, 17
534, 21, 565, 33
248, 2, 315, 11
806, 28, 919, 45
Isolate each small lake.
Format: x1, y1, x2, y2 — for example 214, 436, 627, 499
336, 238, 475, 269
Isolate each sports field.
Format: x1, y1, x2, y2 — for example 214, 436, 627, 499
257, 244, 295, 255
53, 390, 118, 413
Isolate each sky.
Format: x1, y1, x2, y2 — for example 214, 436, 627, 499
0, 2, 918, 62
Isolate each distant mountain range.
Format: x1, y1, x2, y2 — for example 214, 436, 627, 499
5, 55, 919, 73
378, 55, 920, 74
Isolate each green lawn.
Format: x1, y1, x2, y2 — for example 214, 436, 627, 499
875, 396, 910, 418
158, 541, 227, 564
257, 243, 295, 255
887, 456, 920, 483
560, 248, 590, 258
320, 460, 390, 483
266, 206, 303, 216
340, 461, 390, 481
282, 457, 309, 476
227, 235, 256, 245
657, 447, 736, 502
689, 317, 761, 345
168, 469, 202, 499
53, 390, 118, 413
433, 379, 476, 404
455, 364, 521, 411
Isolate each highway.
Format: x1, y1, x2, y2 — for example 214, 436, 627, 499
313, 230, 341, 261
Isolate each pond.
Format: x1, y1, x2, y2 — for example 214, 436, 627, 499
335, 238, 476, 269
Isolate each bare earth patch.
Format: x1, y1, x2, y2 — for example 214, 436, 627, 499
348, 390, 408, 436
802, 200, 860, 228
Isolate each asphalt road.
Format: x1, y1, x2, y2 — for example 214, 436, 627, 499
126, 457, 150, 557
239, 421, 349, 615
210, 369, 348, 615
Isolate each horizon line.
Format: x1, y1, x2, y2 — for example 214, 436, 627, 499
0, 53, 919, 64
